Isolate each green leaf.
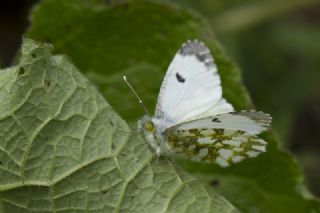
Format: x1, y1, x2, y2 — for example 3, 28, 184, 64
0, 39, 236, 212
25, 0, 320, 212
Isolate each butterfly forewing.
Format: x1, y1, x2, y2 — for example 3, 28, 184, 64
155, 40, 233, 126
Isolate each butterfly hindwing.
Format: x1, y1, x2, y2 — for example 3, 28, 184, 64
166, 111, 271, 166
167, 127, 267, 167
155, 40, 233, 126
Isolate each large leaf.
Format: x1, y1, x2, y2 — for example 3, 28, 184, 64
26, 0, 320, 212
0, 39, 236, 212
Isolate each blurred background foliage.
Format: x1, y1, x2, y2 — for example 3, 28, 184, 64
0, 0, 319, 200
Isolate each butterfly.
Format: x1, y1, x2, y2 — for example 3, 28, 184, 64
124, 40, 271, 167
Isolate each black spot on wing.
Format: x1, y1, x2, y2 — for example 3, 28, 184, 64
211, 118, 221, 123
176, 72, 185, 83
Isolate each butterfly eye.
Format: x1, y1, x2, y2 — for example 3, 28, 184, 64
145, 121, 155, 132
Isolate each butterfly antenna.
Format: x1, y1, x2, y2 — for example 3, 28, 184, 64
118, 129, 140, 134
123, 76, 150, 116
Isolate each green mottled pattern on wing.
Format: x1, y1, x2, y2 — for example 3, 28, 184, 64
167, 128, 267, 167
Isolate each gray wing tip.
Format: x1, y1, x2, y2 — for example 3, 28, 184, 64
184, 39, 204, 45
239, 110, 272, 118
237, 110, 272, 128
255, 111, 272, 122
179, 39, 214, 67
180, 39, 208, 54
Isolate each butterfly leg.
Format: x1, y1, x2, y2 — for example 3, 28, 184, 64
155, 146, 161, 163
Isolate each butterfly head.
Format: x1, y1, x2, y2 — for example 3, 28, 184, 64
138, 116, 164, 157
138, 116, 155, 133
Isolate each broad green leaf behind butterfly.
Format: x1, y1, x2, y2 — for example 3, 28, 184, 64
0, 39, 236, 212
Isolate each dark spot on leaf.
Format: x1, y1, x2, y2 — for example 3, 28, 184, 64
32, 53, 36, 58
45, 80, 51, 88
211, 118, 221, 123
17, 67, 25, 76
110, 121, 114, 127
210, 179, 219, 187
0, 161, 2, 166
176, 72, 185, 83
111, 143, 115, 150
101, 189, 109, 194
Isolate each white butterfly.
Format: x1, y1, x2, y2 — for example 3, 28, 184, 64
124, 40, 271, 167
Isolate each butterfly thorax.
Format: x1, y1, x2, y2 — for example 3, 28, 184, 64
138, 116, 169, 157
